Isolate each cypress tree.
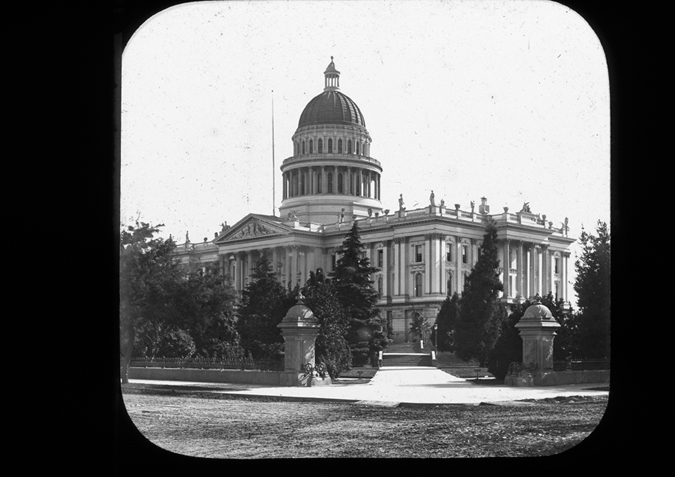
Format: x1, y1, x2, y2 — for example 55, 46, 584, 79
330, 222, 389, 366
454, 218, 504, 366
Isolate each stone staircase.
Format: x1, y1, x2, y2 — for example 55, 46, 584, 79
381, 342, 434, 367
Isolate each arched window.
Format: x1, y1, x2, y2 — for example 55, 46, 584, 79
309, 139, 313, 154
415, 273, 423, 297
318, 138, 323, 153
356, 141, 360, 155
446, 242, 453, 262
328, 138, 332, 153
377, 275, 383, 296
327, 172, 333, 193
337, 172, 343, 193
338, 139, 343, 153
302, 140, 306, 154
347, 139, 352, 154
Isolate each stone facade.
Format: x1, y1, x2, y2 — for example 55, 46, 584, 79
174, 59, 575, 344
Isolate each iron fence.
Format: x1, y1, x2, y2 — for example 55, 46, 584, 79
553, 360, 610, 372
120, 356, 284, 371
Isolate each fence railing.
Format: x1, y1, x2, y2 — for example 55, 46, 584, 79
508, 360, 610, 375
553, 360, 610, 372
121, 356, 284, 371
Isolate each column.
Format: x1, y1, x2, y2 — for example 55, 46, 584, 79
393, 238, 401, 296
516, 241, 523, 300
562, 252, 569, 303
503, 239, 510, 298
525, 244, 532, 299
425, 234, 432, 294
440, 235, 446, 295
400, 237, 407, 296
534, 245, 544, 295
235, 252, 242, 292
541, 245, 549, 296
382, 241, 389, 298
456, 237, 462, 295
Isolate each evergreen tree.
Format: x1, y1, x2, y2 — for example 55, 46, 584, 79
435, 292, 461, 352
301, 269, 352, 378
236, 255, 295, 360
572, 220, 610, 360
454, 218, 504, 366
330, 222, 389, 366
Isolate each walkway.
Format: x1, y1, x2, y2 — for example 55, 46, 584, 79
126, 367, 609, 406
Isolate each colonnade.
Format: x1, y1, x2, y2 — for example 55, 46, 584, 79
225, 237, 568, 303
293, 137, 370, 157
228, 245, 325, 293
282, 166, 381, 200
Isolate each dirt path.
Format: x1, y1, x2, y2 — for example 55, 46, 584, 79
121, 390, 609, 458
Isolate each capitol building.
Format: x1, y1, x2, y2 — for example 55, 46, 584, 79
175, 58, 575, 345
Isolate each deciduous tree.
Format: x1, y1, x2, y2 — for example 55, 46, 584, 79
119, 222, 182, 383
301, 269, 352, 378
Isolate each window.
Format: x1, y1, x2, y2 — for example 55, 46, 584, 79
337, 172, 343, 193
378, 249, 383, 267
356, 141, 360, 155
377, 276, 383, 295
446, 242, 452, 262
414, 244, 423, 263
309, 139, 313, 154
447, 277, 452, 296
462, 244, 468, 264
302, 140, 305, 154
318, 138, 323, 153
317, 174, 322, 193
327, 172, 333, 193
347, 139, 352, 154
554, 257, 559, 274
415, 273, 423, 297
331, 254, 336, 271
338, 139, 343, 153
328, 138, 332, 153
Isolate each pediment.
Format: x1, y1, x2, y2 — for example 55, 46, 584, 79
216, 215, 290, 243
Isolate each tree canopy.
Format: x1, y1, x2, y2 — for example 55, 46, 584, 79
236, 255, 295, 360
453, 219, 504, 366
330, 222, 389, 365
301, 269, 352, 378
119, 222, 241, 382
434, 292, 461, 352
571, 220, 610, 360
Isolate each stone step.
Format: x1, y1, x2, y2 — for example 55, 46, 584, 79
381, 353, 433, 367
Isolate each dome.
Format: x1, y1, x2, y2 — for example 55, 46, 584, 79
298, 90, 367, 128
522, 303, 553, 321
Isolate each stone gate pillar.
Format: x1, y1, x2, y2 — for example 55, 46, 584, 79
507, 299, 561, 386
277, 293, 321, 386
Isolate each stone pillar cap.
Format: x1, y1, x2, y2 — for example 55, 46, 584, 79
515, 303, 560, 329
278, 293, 319, 328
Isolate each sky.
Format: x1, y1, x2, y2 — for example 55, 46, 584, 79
120, 0, 610, 303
